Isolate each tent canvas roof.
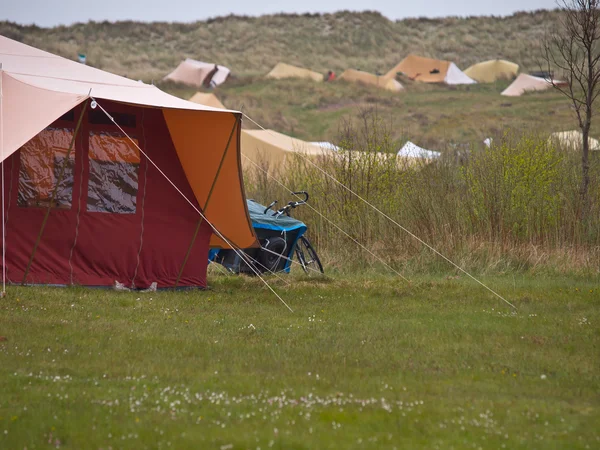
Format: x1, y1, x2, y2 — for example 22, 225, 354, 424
338, 69, 403, 92
266, 63, 324, 82
464, 59, 519, 83
189, 92, 226, 109
164, 58, 230, 87
385, 54, 475, 85
0, 35, 254, 250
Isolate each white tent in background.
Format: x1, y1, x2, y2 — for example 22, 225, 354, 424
164, 58, 230, 88
501, 73, 565, 97
548, 130, 600, 151
311, 141, 340, 151
445, 63, 477, 85
397, 141, 441, 159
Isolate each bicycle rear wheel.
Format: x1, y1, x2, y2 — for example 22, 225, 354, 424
295, 236, 324, 275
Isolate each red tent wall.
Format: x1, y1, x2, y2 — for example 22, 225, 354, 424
2, 101, 213, 288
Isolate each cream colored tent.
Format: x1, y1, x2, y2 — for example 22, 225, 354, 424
266, 63, 324, 82
548, 130, 600, 151
241, 129, 326, 171
164, 59, 230, 87
338, 69, 403, 92
189, 92, 226, 109
464, 59, 519, 83
500, 73, 564, 96
385, 54, 476, 85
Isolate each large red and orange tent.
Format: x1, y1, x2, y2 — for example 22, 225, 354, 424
0, 35, 256, 289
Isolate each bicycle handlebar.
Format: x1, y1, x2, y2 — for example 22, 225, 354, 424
267, 191, 310, 217
263, 200, 278, 214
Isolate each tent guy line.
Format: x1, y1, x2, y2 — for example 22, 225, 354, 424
90, 96, 294, 313
242, 113, 517, 310
241, 154, 410, 282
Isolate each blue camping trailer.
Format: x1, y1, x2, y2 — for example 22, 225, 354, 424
211, 199, 308, 274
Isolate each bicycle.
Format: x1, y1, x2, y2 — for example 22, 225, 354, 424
262, 191, 324, 276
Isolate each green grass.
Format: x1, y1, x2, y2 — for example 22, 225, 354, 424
1, 272, 598, 448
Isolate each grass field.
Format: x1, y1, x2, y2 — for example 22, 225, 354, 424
1, 272, 598, 449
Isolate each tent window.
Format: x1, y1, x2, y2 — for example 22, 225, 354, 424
17, 127, 75, 209
88, 110, 136, 128
87, 131, 140, 214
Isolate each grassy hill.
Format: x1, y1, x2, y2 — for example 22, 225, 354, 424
1, 10, 560, 80
2, 9, 594, 146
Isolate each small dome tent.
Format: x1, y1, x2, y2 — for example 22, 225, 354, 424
338, 69, 404, 92
464, 59, 519, 83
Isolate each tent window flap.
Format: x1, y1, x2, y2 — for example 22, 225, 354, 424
18, 127, 75, 209
87, 131, 140, 214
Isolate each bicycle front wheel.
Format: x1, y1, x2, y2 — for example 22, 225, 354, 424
295, 236, 324, 275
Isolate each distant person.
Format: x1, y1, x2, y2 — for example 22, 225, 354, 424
326, 70, 336, 82
204, 64, 219, 88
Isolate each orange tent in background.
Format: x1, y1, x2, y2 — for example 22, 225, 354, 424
0, 35, 255, 288
338, 69, 404, 92
386, 54, 476, 85
189, 92, 226, 109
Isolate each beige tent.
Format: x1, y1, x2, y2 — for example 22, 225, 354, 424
464, 59, 519, 83
266, 63, 324, 82
164, 59, 230, 88
241, 129, 428, 173
501, 73, 565, 96
189, 92, 226, 109
548, 130, 600, 151
385, 54, 476, 85
241, 129, 327, 172
338, 69, 403, 92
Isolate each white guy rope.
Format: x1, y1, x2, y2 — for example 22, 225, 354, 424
243, 113, 516, 310
242, 154, 409, 282
91, 97, 293, 312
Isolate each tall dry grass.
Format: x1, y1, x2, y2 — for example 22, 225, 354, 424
243, 112, 600, 275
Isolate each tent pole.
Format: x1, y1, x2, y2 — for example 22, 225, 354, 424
174, 114, 239, 287
0, 65, 5, 297
21, 98, 89, 286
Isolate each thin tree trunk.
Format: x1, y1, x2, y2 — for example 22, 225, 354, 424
580, 125, 590, 220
